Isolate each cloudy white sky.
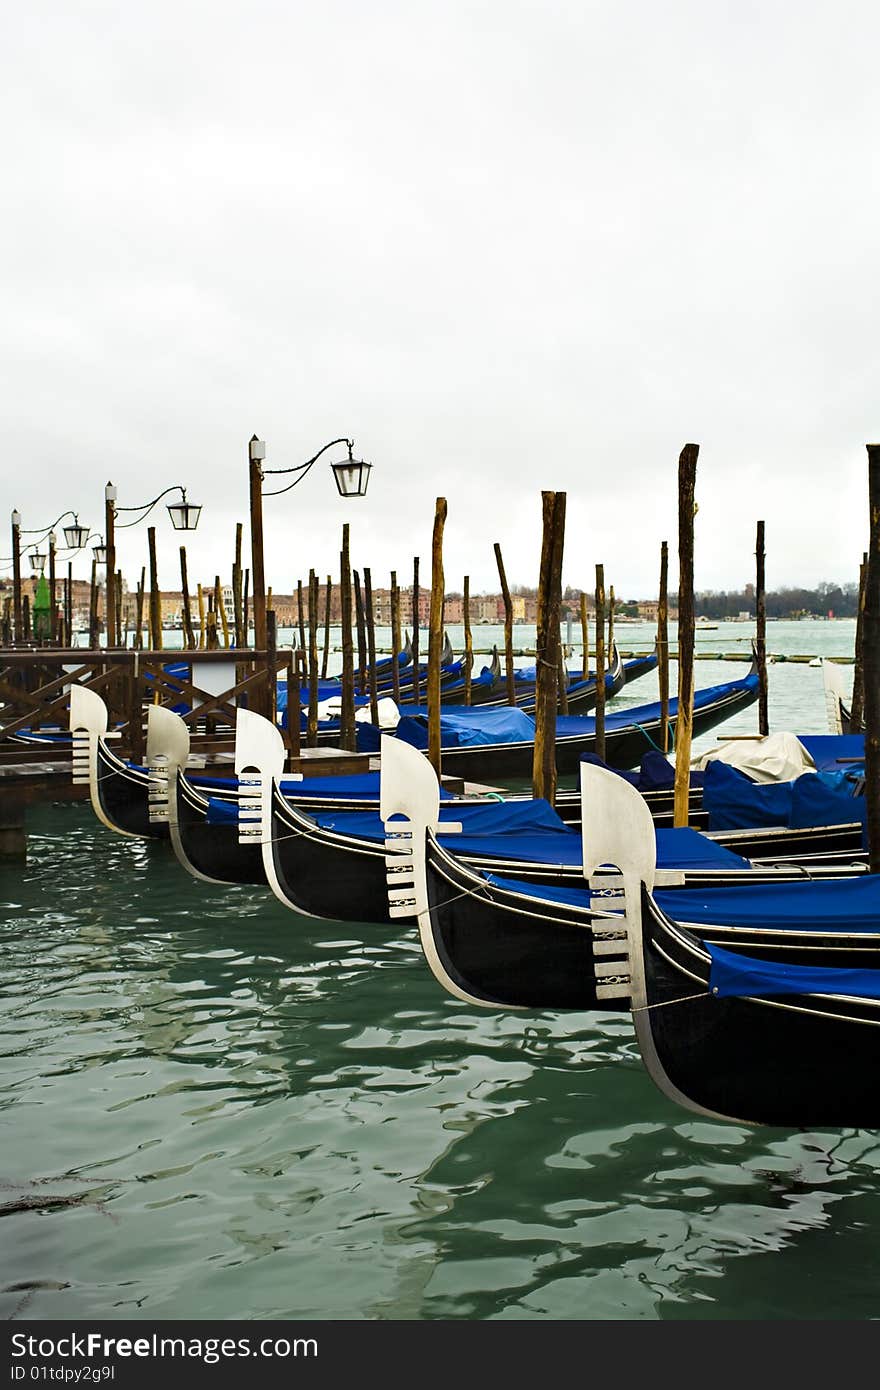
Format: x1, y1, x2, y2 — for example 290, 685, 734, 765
3, 1, 878, 603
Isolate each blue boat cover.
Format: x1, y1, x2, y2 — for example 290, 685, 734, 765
706, 941, 880, 1000
703, 760, 794, 830
308, 810, 751, 871
702, 759, 865, 837
193, 770, 454, 801
358, 672, 757, 751
797, 734, 865, 773
482, 870, 880, 935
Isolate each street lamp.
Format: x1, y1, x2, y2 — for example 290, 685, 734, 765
103, 481, 203, 648
249, 435, 372, 654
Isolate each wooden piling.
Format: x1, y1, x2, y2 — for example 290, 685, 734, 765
88, 559, 99, 649
364, 567, 380, 726
339, 524, 356, 751
580, 592, 589, 681
755, 520, 769, 735
266, 609, 278, 728
658, 541, 670, 755
607, 584, 615, 659
115, 571, 123, 646
233, 523, 244, 649
286, 649, 302, 759
354, 570, 367, 696
307, 569, 319, 747
864, 447, 880, 873
427, 500, 448, 778
532, 492, 566, 804
180, 547, 196, 650
197, 583, 206, 650
851, 551, 868, 733
594, 565, 606, 762
390, 571, 402, 709
411, 557, 420, 699
494, 542, 516, 705
297, 580, 306, 655
148, 526, 162, 651
65, 563, 73, 647
243, 569, 250, 646
463, 576, 473, 705
321, 577, 332, 679
215, 575, 230, 648
673, 443, 699, 828
134, 569, 145, 651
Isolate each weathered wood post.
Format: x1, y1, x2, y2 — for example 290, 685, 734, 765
88, 558, 99, 648
755, 519, 769, 735
196, 583, 206, 650
427, 499, 448, 778
390, 571, 402, 708
266, 609, 278, 728
297, 579, 306, 655
180, 547, 196, 650
48, 531, 57, 643
594, 564, 606, 763
214, 576, 230, 648
339, 523, 356, 751
134, 569, 145, 651
607, 584, 615, 661
580, 592, 589, 681
286, 649, 302, 759
354, 570, 367, 695
673, 443, 699, 828
463, 575, 473, 705
148, 526, 162, 651
115, 571, 123, 646
411, 557, 420, 701
321, 576, 333, 679
10, 508, 22, 643
65, 561, 73, 646
307, 568, 319, 747
243, 570, 250, 645
533, 491, 566, 804
494, 542, 516, 705
248, 436, 267, 655
233, 522, 244, 649
658, 540, 670, 755
364, 567, 380, 726
104, 482, 117, 649
851, 550, 868, 733
864, 447, 880, 871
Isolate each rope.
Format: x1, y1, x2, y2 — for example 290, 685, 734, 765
631, 721, 675, 756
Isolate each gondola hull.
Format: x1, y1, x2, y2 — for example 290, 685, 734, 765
634, 890, 880, 1128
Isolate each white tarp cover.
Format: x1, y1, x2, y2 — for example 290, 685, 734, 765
690, 730, 816, 782
316, 695, 400, 729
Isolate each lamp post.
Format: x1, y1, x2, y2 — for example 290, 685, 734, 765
16, 512, 91, 646
248, 435, 372, 654
103, 482, 202, 648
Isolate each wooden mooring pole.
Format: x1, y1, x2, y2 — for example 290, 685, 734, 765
307, 569, 319, 747
321, 576, 332, 679
427, 500, 448, 778
594, 564, 606, 764
532, 492, 566, 804
494, 542, 516, 705
364, 567, 380, 727
851, 550, 868, 733
658, 541, 670, 755
339, 523, 356, 751
411, 557, 420, 701
673, 443, 699, 828
755, 520, 769, 735
463, 576, 473, 705
390, 571, 401, 708
148, 526, 162, 651
864, 446, 880, 873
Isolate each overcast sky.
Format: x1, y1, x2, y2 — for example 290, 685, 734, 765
3, 1, 879, 603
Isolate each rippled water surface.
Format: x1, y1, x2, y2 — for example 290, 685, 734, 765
3, 620, 878, 1322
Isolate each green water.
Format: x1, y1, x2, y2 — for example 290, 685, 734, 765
3, 620, 878, 1322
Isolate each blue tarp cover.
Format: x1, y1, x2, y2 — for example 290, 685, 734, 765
702, 759, 865, 836
482, 870, 880, 936
706, 940, 880, 1000
797, 734, 865, 773
308, 810, 751, 871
